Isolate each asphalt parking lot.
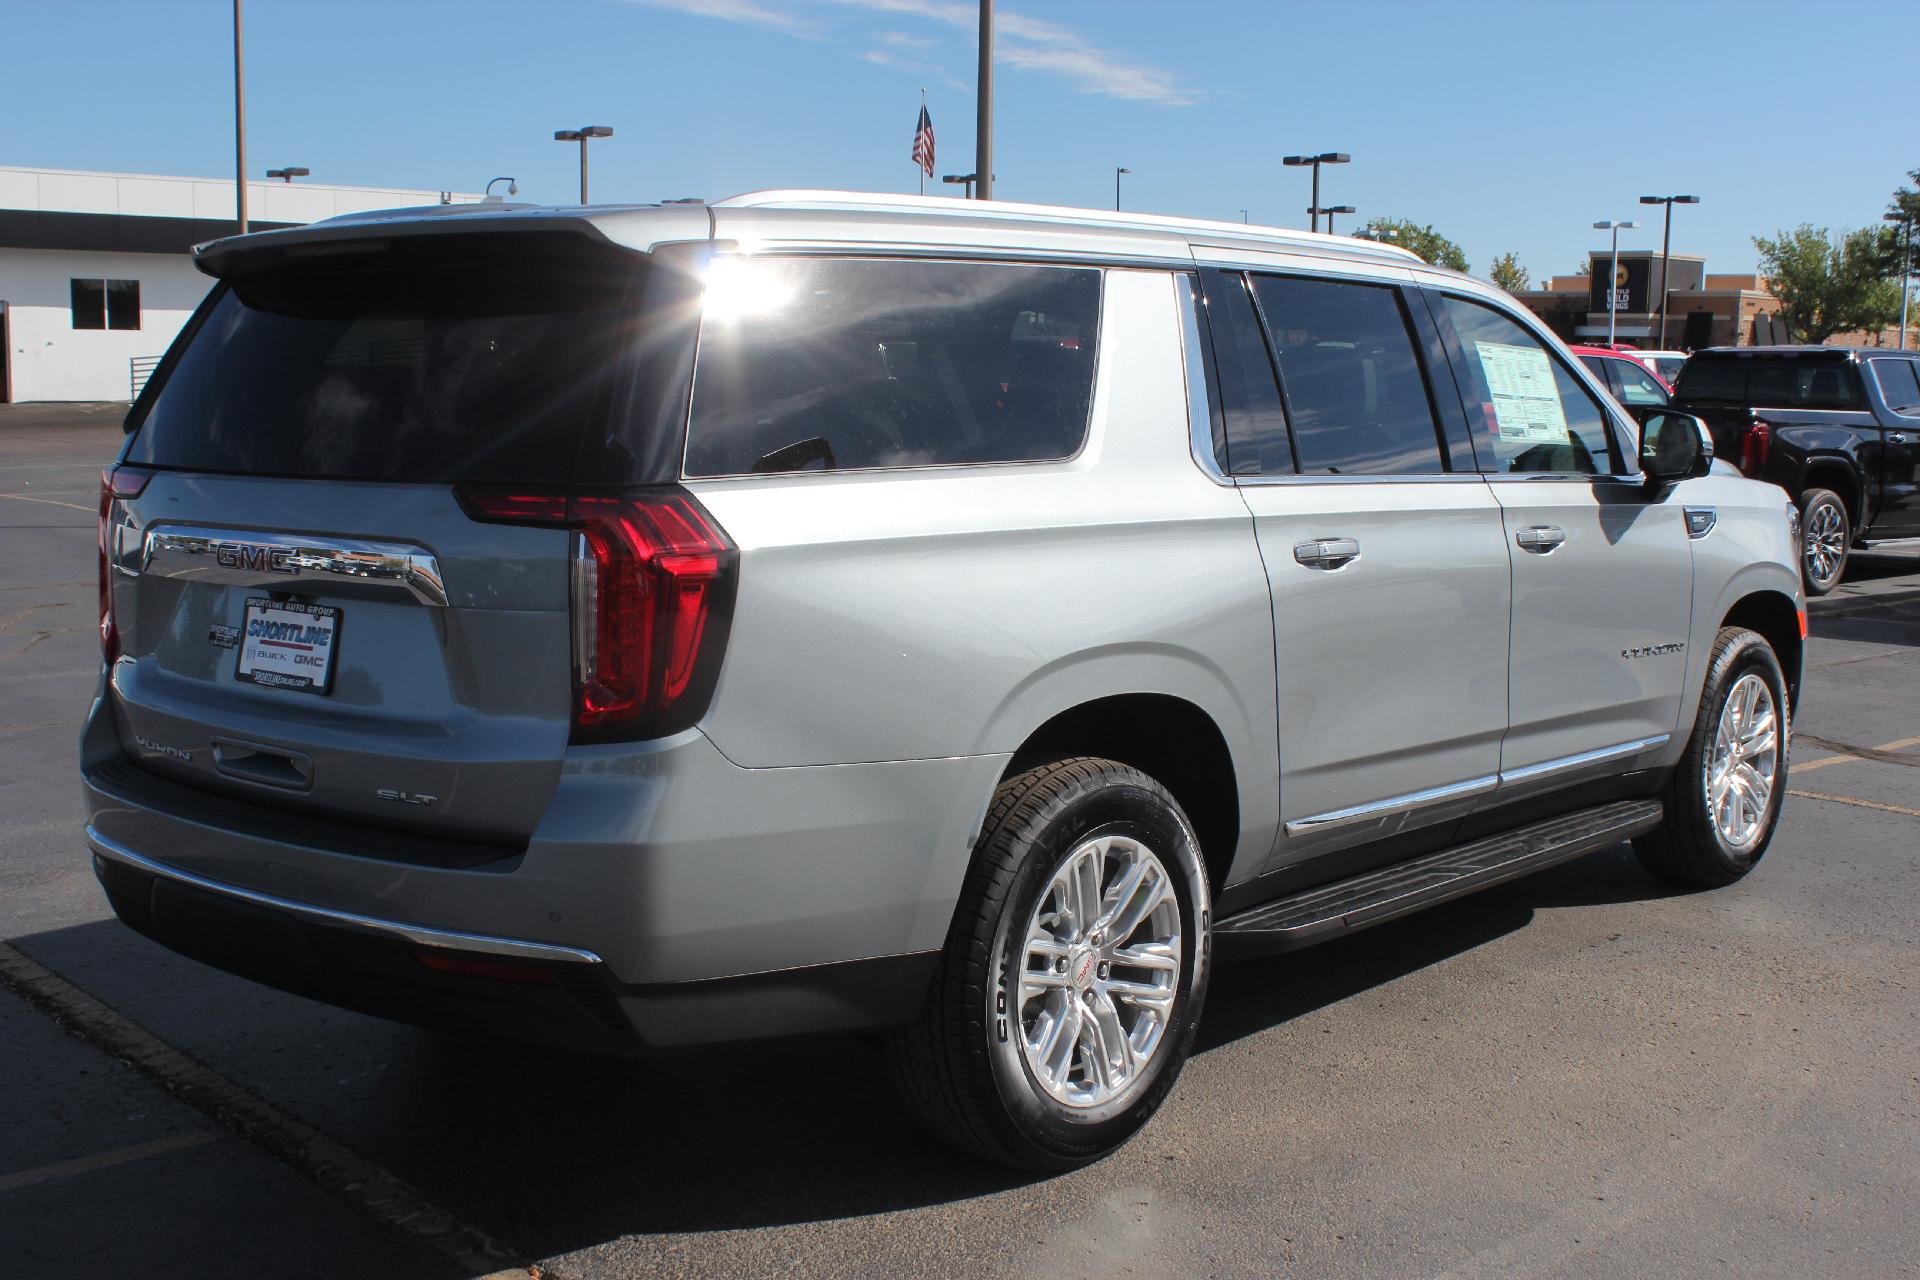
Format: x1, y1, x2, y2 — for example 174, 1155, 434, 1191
3, 403, 1917, 1280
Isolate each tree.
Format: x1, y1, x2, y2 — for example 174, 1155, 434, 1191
1359, 217, 1469, 272
1752, 225, 1902, 344
1887, 167, 1920, 273
1489, 253, 1531, 293
1574, 259, 1591, 277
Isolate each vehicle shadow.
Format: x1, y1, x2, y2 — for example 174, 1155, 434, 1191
13, 841, 1685, 1270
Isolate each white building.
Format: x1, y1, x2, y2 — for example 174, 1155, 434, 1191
0, 166, 482, 403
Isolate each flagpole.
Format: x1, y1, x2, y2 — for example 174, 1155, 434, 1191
918, 88, 926, 196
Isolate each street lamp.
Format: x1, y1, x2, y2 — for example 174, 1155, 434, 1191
1310, 204, 1355, 235
265, 166, 309, 183
943, 173, 978, 198
1283, 152, 1349, 232
1114, 166, 1132, 212
1885, 211, 1915, 350
1238, 209, 1249, 224
553, 125, 613, 204
1593, 219, 1639, 346
1639, 195, 1700, 348
485, 176, 519, 200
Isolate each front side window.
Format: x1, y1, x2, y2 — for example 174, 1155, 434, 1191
1440, 297, 1619, 475
1870, 358, 1920, 415
1611, 357, 1670, 407
1249, 274, 1445, 475
684, 257, 1101, 477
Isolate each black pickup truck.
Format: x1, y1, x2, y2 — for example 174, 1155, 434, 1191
1672, 346, 1920, 593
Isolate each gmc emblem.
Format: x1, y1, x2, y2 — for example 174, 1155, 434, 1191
214, 541, 296, 574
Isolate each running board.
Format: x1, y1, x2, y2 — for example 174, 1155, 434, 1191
1212, 799, 1664, 957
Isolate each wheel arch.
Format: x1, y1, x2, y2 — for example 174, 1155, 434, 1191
1000, 693, 1244, 898
1721, 589, 1803, 716
1800, 454, 1865, 529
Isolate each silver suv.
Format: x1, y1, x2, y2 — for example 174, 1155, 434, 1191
84, 191, 1804, 1169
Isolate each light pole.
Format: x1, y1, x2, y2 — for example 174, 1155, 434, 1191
975, 0, 993, 199
232, 0, 247, 233
1310, 204, 1355, 235
553, 126, 613, 204
1885, 211, 1915, 350
1238, 209, 1248, 224
943, 173, 978, 198
265, 166, 309, 183
485, 177, 519, 199
1283, 152, 1349, 232
1639, 194, 1699, 348
1114, 166, 1131, 211
1593, 219, 1639, 346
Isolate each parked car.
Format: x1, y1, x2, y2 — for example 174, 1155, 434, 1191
85, 193, 1805, 1170
1672, 345, 1920, 593
1573, 344, 1673, 410
1633, 349, 1690, 386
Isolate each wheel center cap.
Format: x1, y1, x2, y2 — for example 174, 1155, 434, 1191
1069, 947, 1098, 991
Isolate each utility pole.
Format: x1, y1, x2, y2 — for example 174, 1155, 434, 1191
233, 0, 248, 234
975, 0, 993, 199
1640, 195, 1699, 348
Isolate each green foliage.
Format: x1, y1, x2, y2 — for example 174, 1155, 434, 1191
1574, 259, 1591, 277
1358, 217, 1469, 273
1752, 225, 1902, 344
1489, 253, 1531, 293
1887, 167, 1920, 271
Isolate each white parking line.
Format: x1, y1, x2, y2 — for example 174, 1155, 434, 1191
0, 1130, 219, 1194
0, 939, 543, 1278
0, 492, 93, 513
1791, 736, 1920, 774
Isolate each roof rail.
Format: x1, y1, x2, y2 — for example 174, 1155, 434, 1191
710, 189, 1424, 265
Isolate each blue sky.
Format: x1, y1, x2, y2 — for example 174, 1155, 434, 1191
3, 1, 1913, 280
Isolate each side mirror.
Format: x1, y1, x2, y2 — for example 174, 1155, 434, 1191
1639, 411, 1715, 487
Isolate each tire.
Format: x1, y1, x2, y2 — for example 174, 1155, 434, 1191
1799, 488, 1850, 596
889, 757, 1212, 1171
1633, 627, 1790, 888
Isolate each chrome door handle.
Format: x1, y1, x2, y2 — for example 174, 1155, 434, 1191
1293, 536, 1360, 569
1890, 432, 1912, 444
1514, 525, 1567, 554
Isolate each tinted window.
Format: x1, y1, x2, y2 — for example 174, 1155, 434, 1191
1676, 356, 1865, 410
126, 234, 641, 483
70, 278, 105, 330
1870, 359, 1920, 414
106, 278, 141, 331
685, 258, 1100, 476
1440, 297, 1618, 475
1250, 274, 1444, 475
1200, 270, 1291, 474
1578, 354, 1615, 389
1612, 358, 1670, 407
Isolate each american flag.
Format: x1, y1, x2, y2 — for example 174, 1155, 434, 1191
911, 105, 935, 178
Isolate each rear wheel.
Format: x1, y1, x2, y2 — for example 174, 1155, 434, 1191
1633, 627, 1789, 887
890, 757, 1210, 1170
1799, 488, 1850, 596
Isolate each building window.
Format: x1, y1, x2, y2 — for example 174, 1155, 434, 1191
70, 278, 140, 331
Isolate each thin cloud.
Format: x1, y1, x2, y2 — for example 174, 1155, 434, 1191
878, 30, 937, 50
624, 0, 819, 37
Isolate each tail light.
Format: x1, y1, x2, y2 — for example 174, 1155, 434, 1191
96, 466, 152, 663
1738, 417, 1771, 476
458, 486, 738, 744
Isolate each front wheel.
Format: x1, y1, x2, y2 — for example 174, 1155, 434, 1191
1633, 627, 1789, 887
1799, 488, 1850, 596
890, 757, 1211, 1170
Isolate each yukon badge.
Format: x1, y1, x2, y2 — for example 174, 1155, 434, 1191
1622, 642, 1686, 660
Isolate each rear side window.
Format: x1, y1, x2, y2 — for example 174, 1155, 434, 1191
126, 234, 643, 484
684, 257, 1100, 477
1870, 359, 1920, 414
1676, 357, 1865, 410
1439, 296, 1619, 475
1199, 270, 1291, 475
1249, 274, 1445, 475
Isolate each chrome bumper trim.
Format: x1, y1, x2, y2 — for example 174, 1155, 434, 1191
86, 826, 603, 966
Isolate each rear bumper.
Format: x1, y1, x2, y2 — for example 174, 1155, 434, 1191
81, 695, 1006, 1048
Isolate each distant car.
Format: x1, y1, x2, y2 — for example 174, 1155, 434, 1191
1672, 345, 1920, 593
1573, 344, 1672, 411
1634, 349, 1690, 386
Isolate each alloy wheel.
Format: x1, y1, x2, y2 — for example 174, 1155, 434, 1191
1705, 671, 1779, 854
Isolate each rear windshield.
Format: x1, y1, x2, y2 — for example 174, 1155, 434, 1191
1675, 356, 1864, 410
126, 233, 646, 483
684, 257, 1101, 476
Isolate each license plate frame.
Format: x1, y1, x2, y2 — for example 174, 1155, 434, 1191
235, 597, 341, 695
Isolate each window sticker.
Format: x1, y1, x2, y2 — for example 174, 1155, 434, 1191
1473, 341, 1567, 442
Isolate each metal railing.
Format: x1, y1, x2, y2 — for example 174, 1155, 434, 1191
129, 355, 163, 400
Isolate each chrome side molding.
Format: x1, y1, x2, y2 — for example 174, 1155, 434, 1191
86, 827, 601, 964
141, 525, 448, 607
1284, 734, 1672, 837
